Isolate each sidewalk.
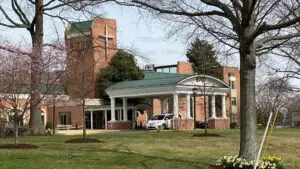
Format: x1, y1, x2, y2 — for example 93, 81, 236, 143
56, 129, 120, 135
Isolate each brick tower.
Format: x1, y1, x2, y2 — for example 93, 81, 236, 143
65, 18, 117, 98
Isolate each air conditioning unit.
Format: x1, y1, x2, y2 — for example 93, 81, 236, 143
144, 64, 155, 71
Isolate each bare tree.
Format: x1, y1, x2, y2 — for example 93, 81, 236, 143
256, 77, 291, 127
0, 0, 114, 135
0, 42, 65, 144
107, 0, 300, 159
64, 39, 96, 139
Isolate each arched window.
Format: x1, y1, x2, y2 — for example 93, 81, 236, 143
41, 110, 45, 126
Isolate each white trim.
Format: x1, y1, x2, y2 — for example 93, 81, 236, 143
177, 74, 230, 88
66, 32, 90, 38
106, 85, 229, 98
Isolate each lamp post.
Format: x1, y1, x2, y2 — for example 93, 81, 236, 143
52, 93, 57, 135
192, 87, 197, 130
203, 63, 208, 135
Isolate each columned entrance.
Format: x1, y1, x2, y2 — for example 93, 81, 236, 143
106, 73, 231, 130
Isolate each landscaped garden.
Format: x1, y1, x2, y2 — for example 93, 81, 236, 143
0, 128, 299, 169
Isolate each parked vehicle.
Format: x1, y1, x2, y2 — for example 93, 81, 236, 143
197, 120, 208, 129
146, 114, 174, 129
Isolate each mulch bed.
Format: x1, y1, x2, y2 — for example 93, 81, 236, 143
0, 144, 38, 149
65, 138, 104, 144
192, 133, 222, 137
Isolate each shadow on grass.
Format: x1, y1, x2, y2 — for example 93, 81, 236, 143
0, 144, 38, 149
192, 133, 222, 137
99, 143, 212, 169
65, 138, 104, 143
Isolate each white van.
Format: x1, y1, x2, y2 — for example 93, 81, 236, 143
146, 114, 174, 129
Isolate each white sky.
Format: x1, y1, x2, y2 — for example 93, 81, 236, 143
0, 3, 192, 68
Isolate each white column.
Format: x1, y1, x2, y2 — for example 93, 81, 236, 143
186, 94, 191, 118
90, 111, 93, 130
110, 97, 116, 121
105, 110, 107, 129
211, 95, 216, 118
222, 94, 227, 118
173, 94, 179, 118
122, 98, 128, 121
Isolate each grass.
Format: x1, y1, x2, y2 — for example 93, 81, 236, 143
0, 128, 299, 169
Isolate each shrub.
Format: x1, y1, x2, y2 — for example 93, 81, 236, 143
230, 122, 237, 129
45, 121, 53, 130
257, 123, 264, 129
0, 127, 29, 137
216, 155, 285, 169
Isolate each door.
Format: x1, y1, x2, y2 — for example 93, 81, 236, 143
92, 111, 105, 129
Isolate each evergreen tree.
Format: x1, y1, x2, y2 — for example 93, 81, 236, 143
186, 39, 221, 78
98, 50, 144, 102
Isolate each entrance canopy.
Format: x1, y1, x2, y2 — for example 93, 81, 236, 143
106, 71, 230, 98
105, 71, 231, 129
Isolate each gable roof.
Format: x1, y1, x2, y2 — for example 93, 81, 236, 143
107, 71, 190, 90
66, 20, 93, 36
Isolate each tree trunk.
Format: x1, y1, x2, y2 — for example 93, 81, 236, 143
29, 0, 44, 135
239, 42, 257, 160
82, 98, 86, 139
14, 122, 18, 145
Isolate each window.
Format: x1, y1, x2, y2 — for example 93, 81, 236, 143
163, 67, 169, 73
228, 72, 235, 77
41, 111, 45, 126
190, 97, 194, 118
229, 80, 236, 89
151, 115, 165, 120
170, 67, 177, 73
155, 66, 177, 73
156, 68, 163, 72
115, 110, 123, 121
165, 115, 174, 120
231, 97, 237, 106
59, 112, 71, 125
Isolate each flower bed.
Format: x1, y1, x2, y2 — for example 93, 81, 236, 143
215, 155, 285, 169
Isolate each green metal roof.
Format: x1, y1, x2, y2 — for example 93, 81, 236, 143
107, 71, 191, 90
40, 85, 66, 95
66, 20, 93, 36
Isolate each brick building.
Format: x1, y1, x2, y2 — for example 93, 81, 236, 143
45, 17, 119, 130
152, 62, 240, 128
1, 17, 240, 131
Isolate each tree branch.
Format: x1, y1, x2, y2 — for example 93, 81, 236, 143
130, 0, 226, 17
0, 6, 29, 28
256, 32, 300, 47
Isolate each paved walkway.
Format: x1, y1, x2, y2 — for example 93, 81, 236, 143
56, 129, 122, 135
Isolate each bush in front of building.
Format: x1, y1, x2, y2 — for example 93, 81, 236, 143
215, 155, 285, 169
0, 126, 29, 137
230, 122, 238, 129
45, 121, 53, 130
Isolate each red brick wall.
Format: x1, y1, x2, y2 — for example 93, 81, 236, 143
152, 99, 161, 115
222, 67, 240, 121
47, 105, 83, 128
107, 121, 132, 130
177, 61, 193, 74
208, 118, 230, 129
65, 18, 117, 99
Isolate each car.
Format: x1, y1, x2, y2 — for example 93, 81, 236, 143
197, 120, 208, 129
146, 114, 174, 130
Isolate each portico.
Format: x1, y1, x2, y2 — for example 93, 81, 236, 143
106, 72, 231, 130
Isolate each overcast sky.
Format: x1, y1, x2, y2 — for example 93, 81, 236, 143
1, 3, 194, 68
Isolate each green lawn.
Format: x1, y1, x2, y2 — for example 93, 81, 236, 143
0, 128, 299, 169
